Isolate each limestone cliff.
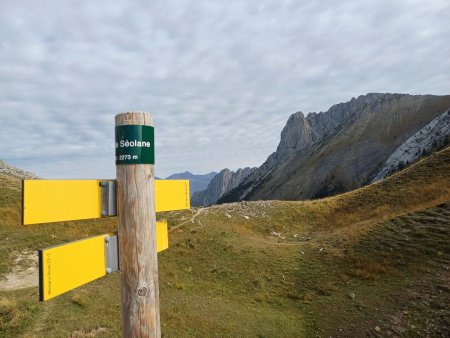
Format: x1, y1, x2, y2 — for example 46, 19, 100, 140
372, 109, 450, 182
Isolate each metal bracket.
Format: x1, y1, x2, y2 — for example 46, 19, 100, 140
105, 235, 119, 274
100, 181, 117, 216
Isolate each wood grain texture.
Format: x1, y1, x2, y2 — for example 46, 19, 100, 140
116, 112, 160, 338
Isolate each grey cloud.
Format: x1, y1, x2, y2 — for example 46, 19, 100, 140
0, 0, 449, 178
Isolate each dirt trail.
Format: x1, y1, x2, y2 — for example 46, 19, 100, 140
169, 208, 205, 232
0, 249, 38, 291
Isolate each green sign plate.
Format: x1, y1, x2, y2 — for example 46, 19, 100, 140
115, 125, 155, 164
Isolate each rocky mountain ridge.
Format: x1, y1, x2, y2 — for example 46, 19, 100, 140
191, 167, 254, 206
192, 93, 450, 206
0, 160, 39, 180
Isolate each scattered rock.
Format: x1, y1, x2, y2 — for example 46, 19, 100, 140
69, 327, 109, 337
301, 251, 305, 255
375, 326, 381, 332
270, 231, 286, 239
319, 247, 324, 253
0, 250, 38, 291
436, 284, 450, 293
243, 216, 249, 220
390, 324, 405, 335
347, 292, 355, 300
225, 213, 232, 218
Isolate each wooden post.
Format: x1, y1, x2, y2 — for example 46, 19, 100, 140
115, 112, 160, 337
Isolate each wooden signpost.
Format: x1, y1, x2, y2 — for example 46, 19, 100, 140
116, 112, 160, 337
23, 112, 188, 338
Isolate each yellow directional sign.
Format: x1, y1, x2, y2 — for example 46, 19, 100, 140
39, 220, 169, 301
24, 180, 103, 225
23, 179, 190, 225
155, 220, 169, 253
39, 234, 107, 302
155, 179, 190, 212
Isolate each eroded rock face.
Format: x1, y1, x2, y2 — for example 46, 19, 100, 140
372, 110, 450, 182
0, 160, 39, 179
193, 93, 450, 206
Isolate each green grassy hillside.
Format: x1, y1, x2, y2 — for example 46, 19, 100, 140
1, 147, 449, 337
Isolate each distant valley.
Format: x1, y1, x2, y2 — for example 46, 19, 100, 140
165, 171, 217, 196
0, 160, 216, 198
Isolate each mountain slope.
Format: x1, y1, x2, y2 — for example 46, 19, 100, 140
0, 147, 449, 337
194, 93, 450, 206
161, 146, 450, 337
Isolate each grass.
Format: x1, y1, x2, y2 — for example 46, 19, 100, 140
0, 147, 449, 337
0, 297, 20, 330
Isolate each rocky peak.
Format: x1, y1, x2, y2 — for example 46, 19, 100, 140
274, 110, 338, 163
276, 112, 309, 155
275, 93, 407, 162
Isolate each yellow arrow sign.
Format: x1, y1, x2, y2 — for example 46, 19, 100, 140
23, 179, 190, 225
39, 220, 169, 301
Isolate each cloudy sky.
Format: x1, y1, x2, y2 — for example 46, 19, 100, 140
0, 0, 449, 179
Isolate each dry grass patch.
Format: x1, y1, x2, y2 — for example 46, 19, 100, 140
0, 297, 20, 330
70, 294, 88, 308
69, 327, 109, 337
312, 147, 450, 231
347, 257, 390, 280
